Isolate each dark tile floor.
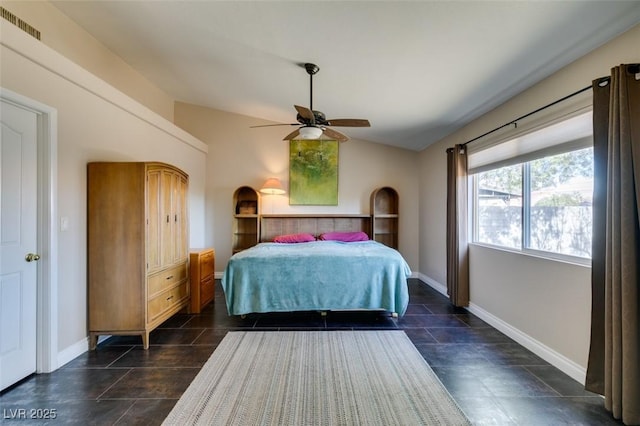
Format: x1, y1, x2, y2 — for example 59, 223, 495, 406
0, 279, 621, 425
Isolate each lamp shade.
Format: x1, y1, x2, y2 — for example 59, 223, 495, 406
298, 126, 323, 140
259, 178, 285, 195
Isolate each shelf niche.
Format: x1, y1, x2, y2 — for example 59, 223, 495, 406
370, 187, 399, 249
232, 186, 261, 253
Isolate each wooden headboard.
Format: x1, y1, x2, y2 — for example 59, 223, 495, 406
260, 214, 371, 242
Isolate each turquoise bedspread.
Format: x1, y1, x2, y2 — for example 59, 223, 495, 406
221, 241, 411, 316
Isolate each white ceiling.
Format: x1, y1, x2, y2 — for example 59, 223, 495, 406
51, 1, 640, 151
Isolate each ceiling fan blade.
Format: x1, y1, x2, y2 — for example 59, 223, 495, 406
322, 127, 349, 143
250, 123, 298, 128
325, 118, 371, 127
294, 105, 315, 124
283, 128, 301, 140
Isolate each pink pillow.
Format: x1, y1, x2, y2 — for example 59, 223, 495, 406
318, 231, 369, 242
273, 233, 316, 243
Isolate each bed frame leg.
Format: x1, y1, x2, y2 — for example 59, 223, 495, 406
391, 312, 398, 318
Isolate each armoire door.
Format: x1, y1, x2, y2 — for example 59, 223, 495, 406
160, 169, 175, 267
173, 173, 188, 263
146, 168, 162, 272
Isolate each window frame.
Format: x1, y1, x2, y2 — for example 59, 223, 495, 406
471, 149, 593, 267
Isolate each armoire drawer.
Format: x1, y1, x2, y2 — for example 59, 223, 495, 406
148, 262, 188, 297
147, 280, 188, 322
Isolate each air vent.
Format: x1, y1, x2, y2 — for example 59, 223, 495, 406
1, 7, 41, 40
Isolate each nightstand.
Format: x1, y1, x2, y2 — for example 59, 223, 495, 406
189, 248, 215, 313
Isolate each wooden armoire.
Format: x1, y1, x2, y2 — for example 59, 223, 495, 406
87, 162, 189, 349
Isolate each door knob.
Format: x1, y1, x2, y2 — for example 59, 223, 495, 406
25, 253, 41, 262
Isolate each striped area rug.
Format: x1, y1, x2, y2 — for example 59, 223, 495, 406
163, 330, 470, 425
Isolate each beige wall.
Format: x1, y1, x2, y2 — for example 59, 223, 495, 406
1, 23, 207, 358
418, 23, 640, 381
174, 102, 420, 272
470, 246, 591, 365
1, 0, 175, 121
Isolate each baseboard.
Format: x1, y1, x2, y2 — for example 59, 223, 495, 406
417, 274, 587, 385
56, 337, 89, 368
417, 272, 448, 296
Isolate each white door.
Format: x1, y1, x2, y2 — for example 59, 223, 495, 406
0, 99, 39, 390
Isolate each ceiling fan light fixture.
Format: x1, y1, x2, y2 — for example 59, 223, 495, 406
298, 126, 323, 140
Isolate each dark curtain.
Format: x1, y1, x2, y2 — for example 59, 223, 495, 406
586, 63, 640, 425
446, 145, 469, 307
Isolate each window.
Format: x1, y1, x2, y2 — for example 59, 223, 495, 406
471, 111, 593, 261
476, 164, 522, 249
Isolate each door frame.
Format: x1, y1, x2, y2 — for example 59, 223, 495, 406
1, 87, 58, 373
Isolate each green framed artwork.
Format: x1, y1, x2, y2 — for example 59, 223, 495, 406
289, 140, 338, 205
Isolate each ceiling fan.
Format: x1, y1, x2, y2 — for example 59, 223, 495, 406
251, 63, 370, 142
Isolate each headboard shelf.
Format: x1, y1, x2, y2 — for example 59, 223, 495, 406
260, 214, 371, 242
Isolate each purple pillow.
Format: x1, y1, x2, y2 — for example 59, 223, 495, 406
273, 233, 316, 243
318, 231, 369, 242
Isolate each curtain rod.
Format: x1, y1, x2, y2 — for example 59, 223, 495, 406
461, 83, 593, 147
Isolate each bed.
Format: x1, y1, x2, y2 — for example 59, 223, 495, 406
221, 215, 411, 317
